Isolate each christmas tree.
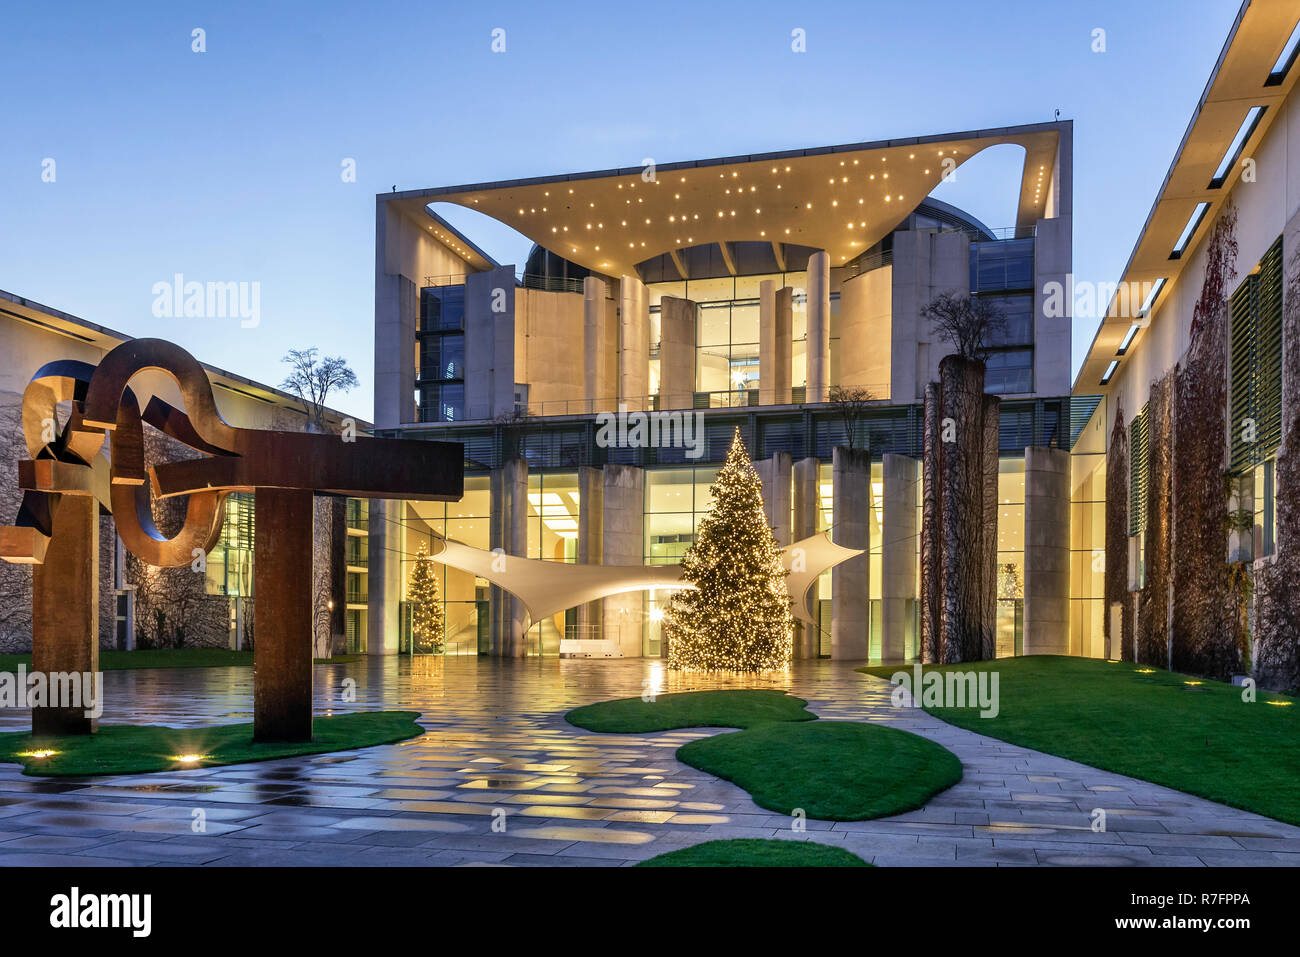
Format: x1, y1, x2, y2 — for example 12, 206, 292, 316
408, 542, 445, 654
665, 428, 792, 671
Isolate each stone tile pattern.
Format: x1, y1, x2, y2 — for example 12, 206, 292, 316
0, 658, 1297, 867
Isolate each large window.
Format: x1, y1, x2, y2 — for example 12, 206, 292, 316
971, 240, 1035, 395
418, 284, 467, 422
644, 467, 718, 655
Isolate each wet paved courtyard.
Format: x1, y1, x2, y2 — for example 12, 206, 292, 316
0, 656, 1298, 867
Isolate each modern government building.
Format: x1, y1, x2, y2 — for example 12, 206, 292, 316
362, 0, 1300, 674
2, 0, 1296, 683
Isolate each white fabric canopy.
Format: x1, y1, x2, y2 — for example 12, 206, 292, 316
430, 530, 861, 629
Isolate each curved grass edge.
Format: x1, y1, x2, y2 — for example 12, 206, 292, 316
0, 710, 425, 777
637, 838, 871, 867
677, 720, 963, 821
858, 656, 1300, 827
565, 688, 815, 733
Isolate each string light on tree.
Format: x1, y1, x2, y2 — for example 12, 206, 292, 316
665, 428, 793, 671
408, 542, 445, 654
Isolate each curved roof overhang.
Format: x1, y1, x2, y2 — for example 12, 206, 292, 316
1074, 0, 1300, 392
388, 123, 1066, 280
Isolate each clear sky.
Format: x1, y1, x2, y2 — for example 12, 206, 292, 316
1, 0, 1244, 421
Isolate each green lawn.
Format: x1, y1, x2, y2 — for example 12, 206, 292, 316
566, 688, 816, 732
0, 710, 424, 776
638, 838, 871, 867
861, 656, 1300, 826
566, 688, 961, 823
679, 720, 962, 820
0, 649, 365, 673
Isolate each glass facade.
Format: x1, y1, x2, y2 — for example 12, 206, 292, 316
647, 272, 837, 406
418, 284, 467, 422
971, 239, 1035, 395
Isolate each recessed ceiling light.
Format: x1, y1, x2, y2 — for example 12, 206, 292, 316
1138, 277, 1167, 318
1209, 106, 1266, 188
1267, 18, 1300, 85
1117, 323, 1140, 355
1100, 359, 1119, 385
1170, 203, 1210, 260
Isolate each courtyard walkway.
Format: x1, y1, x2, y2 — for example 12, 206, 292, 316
0, 657, 1297, 866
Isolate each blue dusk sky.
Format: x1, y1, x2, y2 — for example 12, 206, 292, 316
0, 0, 1244, 421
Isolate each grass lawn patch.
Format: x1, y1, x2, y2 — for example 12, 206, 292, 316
637, 838, 870, 867
679, 720, 962, 820
0, 710, 424, 776
861, 656, 1300, 826
566, 688, 815, 733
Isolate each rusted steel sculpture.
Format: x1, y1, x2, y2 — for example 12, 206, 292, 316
0, 339, 462, 741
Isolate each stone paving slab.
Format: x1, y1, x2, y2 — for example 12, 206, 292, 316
0, 656, 1296, 867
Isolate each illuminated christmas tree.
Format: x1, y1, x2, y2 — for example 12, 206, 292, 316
665, 428, 792, 671
408, 542, 445, 654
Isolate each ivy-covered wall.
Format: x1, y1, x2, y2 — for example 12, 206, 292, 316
1136, 371, 1173, 667
1104, 400, 1132, 660
1254, 214, 1300, 692
1170, 208, 1244, 681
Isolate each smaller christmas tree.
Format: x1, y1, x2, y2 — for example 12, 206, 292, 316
665, 428, 792, 671
408, 542, 445, 654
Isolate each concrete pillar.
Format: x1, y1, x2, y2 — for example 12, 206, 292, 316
575, 465, 604, 638
1023, 446, 1070, 655
601, 464, 644, 656
831, 446, 870, 660
806, 251, 831, 403
253, 487, 314, 742
583, 277, 609, 412
619, 275, 649, 412
792, 457, 821, 658
755, 453, 793, 546
881, 453, 919, 663
760, 281, 793, 405
659, 296, 696, 410
31, 494, 99, 735
489, 458, 528, 656
466, 264, 517, 419
373, 273, 417, 429
366, 499, 401, 655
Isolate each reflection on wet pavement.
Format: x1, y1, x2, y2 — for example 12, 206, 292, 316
0, 656, 1297, 867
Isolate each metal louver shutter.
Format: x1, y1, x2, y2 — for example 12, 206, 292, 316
1255, 236, 1284, 461
1129, 407, 1148, 536
1228, 272, 1258, 472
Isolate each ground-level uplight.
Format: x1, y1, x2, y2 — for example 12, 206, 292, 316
173, 753, 208, 764
19, 749, 56, 759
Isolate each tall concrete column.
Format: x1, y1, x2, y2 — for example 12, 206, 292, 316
373, 274, 417, 428
755, 452, 792, 546
602, 464, 645, 656
253, 487, 314, 742
881, 453, 919, 663
490, 458, 528, 657
31, 494, 99, 735
831, 446, 870, 659
583, 277, 609, 412
792, 457, 821, 658
760, 281, 793, 405
619, 275, 649, 411
1023, 446, 1070, 655
659, 296, 696, 409
806, 251, 831, 403
366, 498, 401, 655
465, 265, 518, 420
575, 465, 604, 639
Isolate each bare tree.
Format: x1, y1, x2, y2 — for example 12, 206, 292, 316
921, 293, 1007, 362
280, 348, 359, 433
828, 385, 874, 451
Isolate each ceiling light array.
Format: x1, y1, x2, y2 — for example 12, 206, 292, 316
474, 148, 958, 268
